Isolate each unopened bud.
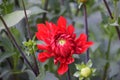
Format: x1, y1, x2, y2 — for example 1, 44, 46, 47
80, 67, 91, 77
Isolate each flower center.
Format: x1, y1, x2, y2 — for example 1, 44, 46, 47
58, 39, 66, 45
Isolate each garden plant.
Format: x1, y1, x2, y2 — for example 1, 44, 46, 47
0, 0, 120, 80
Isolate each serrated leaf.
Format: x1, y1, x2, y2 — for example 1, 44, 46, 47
86, 60, 92, 67
75, 64, 82, 70
0, 10, 31, 30
73, 71, 80, 77
92, 69, 96, 73
29, 6, 47, 15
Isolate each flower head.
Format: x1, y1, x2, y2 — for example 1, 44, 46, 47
36, 16, 93, 75
74, 60, 96, 80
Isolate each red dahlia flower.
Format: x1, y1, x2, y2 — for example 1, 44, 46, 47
36, 16, 93, 75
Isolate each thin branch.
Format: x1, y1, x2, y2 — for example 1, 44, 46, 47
115, 26, 120, 40
83, 4, 89, 62
21, 0, 32, 39
103, 0, 120, 40
67, 68, 71, 80
22, 0, 39, 75
32, 51, 39, 75
42, 0, 49, 23
103, 0, 113, 19
0, 16, 37, 76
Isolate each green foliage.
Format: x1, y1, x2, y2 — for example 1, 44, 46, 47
0, 0, 120, 80
0, 10, 31, 31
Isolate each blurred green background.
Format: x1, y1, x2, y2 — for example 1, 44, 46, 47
0, 0, 120, 80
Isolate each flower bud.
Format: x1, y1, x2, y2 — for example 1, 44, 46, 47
80, 67, 91, 77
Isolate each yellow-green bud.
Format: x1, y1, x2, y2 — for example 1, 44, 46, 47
80, 67, 91, 77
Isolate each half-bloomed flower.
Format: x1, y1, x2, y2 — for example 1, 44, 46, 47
36, 16, 93, 75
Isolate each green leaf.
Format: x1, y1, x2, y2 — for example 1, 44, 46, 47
29, 6, 47, 15
86, 60, 93, 67
73, 71, 80, 77
75, 64, 82, 70
92, 69, 96, 73
25, 70, 36, 80
44, 72, 59, 80
0, 10, 31, 30
0, 37, 14, 51
0, 70, 10, 78
10, 28, 23, 46
35, 73, 45, 80
35, 66, 45, 80
0, 52, 16, 63
109, 62, 120, 78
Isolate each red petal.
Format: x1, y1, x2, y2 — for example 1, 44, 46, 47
66, 57, 74, 64
75, 42, 93, 54
37, 24, 48, 33
57, 63, 68, 75
67, 24, 74, 34
57, 16, 66, 29
86, 41, 94, 46
36, 23, 50, 43
36, 32, 50, 44
45, 21, 56, 32
37, 45, 47, 50
54, 58, 58, 64
76, 33, 87, 42
38, 52, 51, 62
76, 47, 87, 54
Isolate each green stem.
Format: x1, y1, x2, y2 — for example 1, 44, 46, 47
106, 36, 112, 60
102, 62, 110, 80
102, 36, 112, 80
